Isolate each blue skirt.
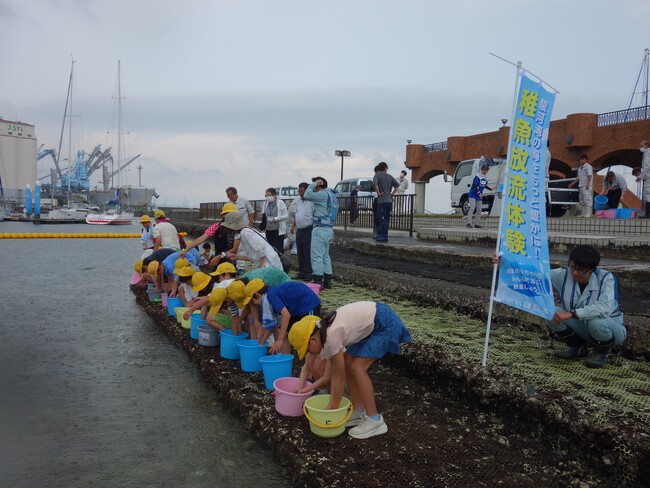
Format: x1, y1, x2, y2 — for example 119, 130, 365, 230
346, 302, 412, 358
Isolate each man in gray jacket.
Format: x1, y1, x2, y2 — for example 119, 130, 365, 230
372, 162, 400, 242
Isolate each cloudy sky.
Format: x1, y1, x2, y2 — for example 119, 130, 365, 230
2, 0, 648, 211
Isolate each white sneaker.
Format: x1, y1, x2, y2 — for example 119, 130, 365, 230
345, 410, 366, 427
348, 415, 388, 439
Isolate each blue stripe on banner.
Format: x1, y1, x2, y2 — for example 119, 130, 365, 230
494, 73, 556, 321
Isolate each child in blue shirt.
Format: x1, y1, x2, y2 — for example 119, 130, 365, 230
244, 279, 321, 354
466, 164, 491, 228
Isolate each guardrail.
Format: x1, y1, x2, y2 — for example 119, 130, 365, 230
423, 141, 447, 153
597, 106, 650, 126
420, 106, 650, 148
200, 194, 416, 237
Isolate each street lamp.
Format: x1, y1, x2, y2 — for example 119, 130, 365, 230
501, 118, 508, 127
335, 150, 351, 181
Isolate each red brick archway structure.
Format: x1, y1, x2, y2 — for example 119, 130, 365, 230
405, 109, 650, 212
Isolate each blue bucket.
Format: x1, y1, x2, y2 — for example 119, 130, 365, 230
238, 340, 268, 372
190, 313, 206, 340
219, 330, 249, 360
167, 297, 183, 317
594, 195, 608, 210
259, 354, 294, 390
616, 208, 636, 219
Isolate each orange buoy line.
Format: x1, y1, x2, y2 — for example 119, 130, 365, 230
0, 233, 142, 239
0, 231, 187, 239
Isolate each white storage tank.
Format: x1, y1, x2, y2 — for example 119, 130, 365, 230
0, 118, 37, 201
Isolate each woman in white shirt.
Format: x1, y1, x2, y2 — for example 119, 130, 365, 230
288, 301, 411, 440
261, 187, 289, 253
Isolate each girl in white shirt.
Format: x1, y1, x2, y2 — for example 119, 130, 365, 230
288, 301, 411, 440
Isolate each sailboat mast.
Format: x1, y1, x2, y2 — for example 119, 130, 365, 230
56, 60, 73, 183
67, 64, 73, 202
643, 48, 650, 118
117, 59, 122, 193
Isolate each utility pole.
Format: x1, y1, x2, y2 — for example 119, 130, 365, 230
137, 164, 143, 187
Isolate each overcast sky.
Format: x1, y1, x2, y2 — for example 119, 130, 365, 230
2, 0, 648, 211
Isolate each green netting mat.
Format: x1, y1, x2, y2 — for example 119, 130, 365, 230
322, 283, 650, 427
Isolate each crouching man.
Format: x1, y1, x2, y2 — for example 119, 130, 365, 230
548, 245, 626, 368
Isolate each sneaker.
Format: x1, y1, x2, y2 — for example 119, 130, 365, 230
466, 223, 473, 228
474, 224, 482, 228
348, 415, 388, 439
345, 410, 366, 427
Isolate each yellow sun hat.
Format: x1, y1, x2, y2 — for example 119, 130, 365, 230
139, 215, 151, 223
147, 260, 160, 277
220, 202, 238, 215
208, 288, 228, 315
176, 266, 196, 278
153, 209, 165, 219
243, 278, 265, 306
209, 262, 237, 277
134, 260, 143, 275
174, 258, 190, 272
227, 280, 247, 309
288, 315, 321, 360
191, 272, 212, 293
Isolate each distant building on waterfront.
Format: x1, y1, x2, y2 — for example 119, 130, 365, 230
0, 118, 37, 202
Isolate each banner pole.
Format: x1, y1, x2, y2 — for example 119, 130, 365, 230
482, 61, 522, 367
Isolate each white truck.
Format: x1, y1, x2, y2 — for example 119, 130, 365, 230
446, 157, 579, 217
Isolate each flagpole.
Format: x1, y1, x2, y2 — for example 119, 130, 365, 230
482, 61, 522, 367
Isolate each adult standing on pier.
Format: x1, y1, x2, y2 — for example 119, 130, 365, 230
291, 182, 314, 281
372, 162, 400, 242
568, 154, 593, 218
304, 177, 337, 289
635, 140, 650, 218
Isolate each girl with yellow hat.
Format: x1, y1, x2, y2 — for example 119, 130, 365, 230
288, 301, 411, 440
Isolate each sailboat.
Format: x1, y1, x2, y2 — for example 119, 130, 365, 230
86, 60, 134, 225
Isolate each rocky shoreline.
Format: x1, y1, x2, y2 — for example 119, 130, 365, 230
133, 281, 648, 487
138, 220, 649, 486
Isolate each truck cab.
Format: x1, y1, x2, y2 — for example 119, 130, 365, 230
448, 157, 579, 217
275, 186, 299, 202
450, 158, 506, 215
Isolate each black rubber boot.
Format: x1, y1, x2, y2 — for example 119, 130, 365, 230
552, 328, 587, 359
312, 275, 323, 285
323, 274, 333, 289
584, 336, 615, 368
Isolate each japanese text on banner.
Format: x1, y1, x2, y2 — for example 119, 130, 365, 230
495, 73, 556, 321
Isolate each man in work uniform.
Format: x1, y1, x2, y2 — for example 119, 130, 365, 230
635, 140, 650, 218
568, 154, 593, 218
304, 176, 337, 289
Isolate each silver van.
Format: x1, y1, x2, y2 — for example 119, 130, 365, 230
333, 177, 376, 198
334, 177, 376, 210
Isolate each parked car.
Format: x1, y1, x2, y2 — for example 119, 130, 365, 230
275, 186, 299, 201
333, 177, 376, 210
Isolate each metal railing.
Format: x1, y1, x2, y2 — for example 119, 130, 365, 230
200, 194, 416, 237
423, 141, 447, 153
597, 106, 650, 126
200, 200, 268, 221
420, 106, 650, 149
335, 194, 415, 237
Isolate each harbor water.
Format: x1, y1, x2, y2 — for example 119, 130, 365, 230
0, 221, 292, 488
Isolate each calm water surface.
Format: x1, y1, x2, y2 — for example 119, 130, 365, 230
0, 221, 292, 488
